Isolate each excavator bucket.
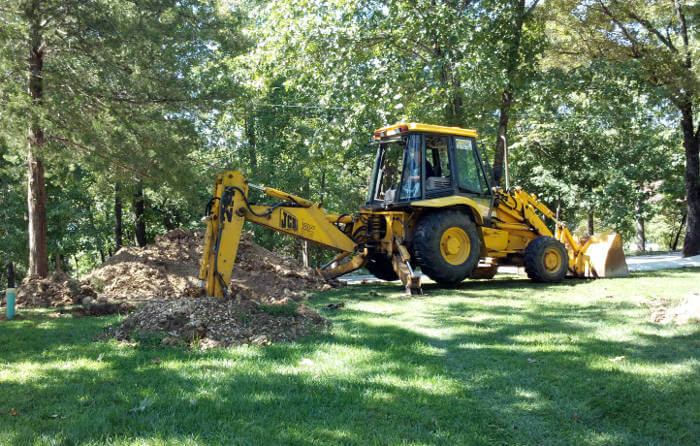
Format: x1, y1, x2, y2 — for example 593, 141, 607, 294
580, 233, 629, 278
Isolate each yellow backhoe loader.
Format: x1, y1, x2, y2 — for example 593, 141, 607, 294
199, 123, 629, 296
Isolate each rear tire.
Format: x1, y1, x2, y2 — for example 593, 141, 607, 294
365, 253, 399, 281
413, 211, 481, 285
524, 236, 568, 283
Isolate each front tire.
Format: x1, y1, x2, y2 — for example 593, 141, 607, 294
524, 236, 569, 283
412, 211, 482, 285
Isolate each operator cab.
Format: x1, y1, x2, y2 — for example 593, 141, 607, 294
366, 123, 493, 208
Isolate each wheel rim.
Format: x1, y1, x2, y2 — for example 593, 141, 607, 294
440, 227, 470, 265
543, 247, 562, 272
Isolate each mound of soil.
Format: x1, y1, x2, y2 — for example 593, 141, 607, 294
87, 228, 203, 300
15, 271, 96, 308
88, 228, 336, 302
109, 297, 328, 348
16, 229, 337, 347
650, 292, 700, 325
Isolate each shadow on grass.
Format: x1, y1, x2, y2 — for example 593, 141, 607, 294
1, 274, 698, 445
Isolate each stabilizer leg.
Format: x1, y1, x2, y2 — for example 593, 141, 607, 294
392, 242, 422, 295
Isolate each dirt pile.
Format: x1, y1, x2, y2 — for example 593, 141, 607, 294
100, 228, 337, 347
16, 272, 96, 308
650, 292, 700, 325
16, 229, 337, 346
88, 228, 202, 300
109, 298, 328, 348
89, 228, 336, 302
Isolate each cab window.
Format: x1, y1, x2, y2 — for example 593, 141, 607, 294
398, 135, 422, 200
425, 135, 451, 191
454, 137, 488, 194
370, 139, 405, 203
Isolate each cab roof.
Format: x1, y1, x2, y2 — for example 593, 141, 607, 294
373, 122, 478, 139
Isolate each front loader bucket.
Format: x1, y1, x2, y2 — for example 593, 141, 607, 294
581, 233, 629, 278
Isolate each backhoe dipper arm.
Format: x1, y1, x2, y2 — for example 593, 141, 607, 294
199, 171, 359, 298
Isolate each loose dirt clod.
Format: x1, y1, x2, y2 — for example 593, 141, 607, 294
108, 297, 328, 347
650, 292, 700, 325
15, 271, 95, 308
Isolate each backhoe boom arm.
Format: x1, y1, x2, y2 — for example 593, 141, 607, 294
199, 171, 358, 297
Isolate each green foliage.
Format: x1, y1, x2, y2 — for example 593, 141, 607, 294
511, 61, 684, 239
0, 0, 694, 271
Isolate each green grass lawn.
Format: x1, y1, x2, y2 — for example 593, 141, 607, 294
1, 269, 699, 445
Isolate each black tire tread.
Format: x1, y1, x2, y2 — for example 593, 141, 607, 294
523, 236, 568, 283
412, 210, 481, 285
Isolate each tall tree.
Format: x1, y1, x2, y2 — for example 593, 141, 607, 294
490, 0, 543, 184
114, 184, 123, 250
548, 0, 700, 255
0, 0, 246, 276
24, 0, 48, 276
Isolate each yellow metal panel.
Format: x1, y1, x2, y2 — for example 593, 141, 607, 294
482, 227, 509, 251
374, 122, 478, 138
202, 171, 248, 297
506, 232, 534, 252
245, 205, 357, 253
264, 186, 315, 207
410, 196, 485, 224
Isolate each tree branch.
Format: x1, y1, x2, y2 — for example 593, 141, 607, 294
673, 0, 691, 68
621, 7, 677, 53
49, 136, 154, 181
525, 0, 541, 17
596, 0, 641, 58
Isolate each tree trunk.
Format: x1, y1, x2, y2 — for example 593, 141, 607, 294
494, 90, 512, 186
133, 185, 147, 247
99, 249, 105, 264
635, 216, 645, 252
319, 170, 326, 206
441, 65, 463, 127
115, 184, 123, 249
493, 0, 526, 186
302, 241, 309, 268
7, 262, 15, 288
54, 252, 62, 272
671, 213, 686, 251
586, 210, 594, 237
27, 149, 48, 277
27, 27, 48, 277
679, 103, 700, 257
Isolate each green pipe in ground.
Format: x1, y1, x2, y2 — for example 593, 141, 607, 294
5, 288, 15, 319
